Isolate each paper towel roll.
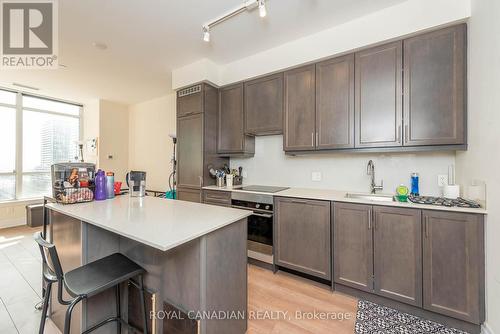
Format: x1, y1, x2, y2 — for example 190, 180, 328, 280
443, 184, 460, 199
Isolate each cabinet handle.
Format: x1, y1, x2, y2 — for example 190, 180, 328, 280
290, 199, 308, 204
311, 132, 314, 147
368, 209, 372, 230
397, 125, 401, 143
199, 176, 203, 187
316, 132, 319, 146
404, 124, 409, 143
424, 216, 429, 238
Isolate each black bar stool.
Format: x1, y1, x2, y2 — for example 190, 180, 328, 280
34, 232, 148, 334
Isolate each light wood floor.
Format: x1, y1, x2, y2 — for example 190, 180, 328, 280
1, 225, 358, 334
248, 265, 357, 334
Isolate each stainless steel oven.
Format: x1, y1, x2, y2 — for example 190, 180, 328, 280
231, 192, 274, 264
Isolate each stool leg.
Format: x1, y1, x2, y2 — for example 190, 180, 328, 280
39, 282, 52, 334
63, 296, 82, 334
116, 284, 121, 334
138, 275, 148, 334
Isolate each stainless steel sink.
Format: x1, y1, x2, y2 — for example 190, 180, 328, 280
345, 193, 395, 202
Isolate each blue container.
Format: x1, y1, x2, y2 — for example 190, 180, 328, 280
94, 170, 107, 200
411, 172, 419, 196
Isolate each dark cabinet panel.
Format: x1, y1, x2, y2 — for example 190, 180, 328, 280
423, 210, 484, 324
333, 202, 373, 292
355, 41, 403, 148
244, 73, 284, 135
283, 65, 316, 151
316, 54, 355, 149
275, 197, 331, 280
203, 190, 231, 207
177, 86, 202, 117
218, 83, 255, 156
373, 206, 422, 307
404, 24, 466, 146
177, 188, 201, 203
177, 113, 203, 189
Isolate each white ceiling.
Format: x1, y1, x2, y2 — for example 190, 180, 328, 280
0, 0, 406, 105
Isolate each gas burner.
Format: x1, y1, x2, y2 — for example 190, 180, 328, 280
408, 195, 481, 208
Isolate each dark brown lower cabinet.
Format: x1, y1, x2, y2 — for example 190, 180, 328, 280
333, 202, 373, 292
176, 188, 201, 203
202, 190, 231, 207
422, 210, 484, 324
373, 206, 422, 307
274, 197, 331, 280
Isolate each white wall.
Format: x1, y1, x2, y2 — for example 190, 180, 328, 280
171, 0, 471, 89
455, 0, 500, 332
82, 99, 100, 164
231, 136, 455, 196
129, 94, 176, 191
99, 100, 129, 183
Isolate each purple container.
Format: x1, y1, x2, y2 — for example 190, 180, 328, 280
94, 170, 107, 200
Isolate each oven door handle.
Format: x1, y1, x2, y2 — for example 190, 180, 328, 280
251, 212, 273, 218
231, 205, 273, 215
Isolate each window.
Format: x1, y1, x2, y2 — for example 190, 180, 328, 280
0, 89, 82, 201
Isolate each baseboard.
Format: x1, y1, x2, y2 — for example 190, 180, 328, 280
482, 322, 495, 334
0, 218, 25, 229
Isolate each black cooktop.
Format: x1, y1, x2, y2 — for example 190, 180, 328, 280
240, 185, 289, 193
408, 195, 481, 208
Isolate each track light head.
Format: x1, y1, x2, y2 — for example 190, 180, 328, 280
203, 26, 210, 42
258, 0, 267, 18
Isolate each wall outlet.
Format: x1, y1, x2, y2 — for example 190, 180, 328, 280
311, 171, 322, 182
437, 174, 448, 187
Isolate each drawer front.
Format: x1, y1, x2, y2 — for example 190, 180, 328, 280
203, 190, 231, 206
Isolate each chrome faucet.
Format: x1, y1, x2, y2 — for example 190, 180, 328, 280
367, 160, 383, 194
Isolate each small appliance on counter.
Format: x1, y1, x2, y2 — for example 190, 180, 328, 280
126, 171, 146, 197
51, 163, 96, 204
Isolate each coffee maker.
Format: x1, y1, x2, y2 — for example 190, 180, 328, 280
126, 171, 146, 197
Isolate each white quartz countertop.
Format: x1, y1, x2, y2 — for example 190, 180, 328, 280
202, 185, 487, 214
46, 195, 251, 251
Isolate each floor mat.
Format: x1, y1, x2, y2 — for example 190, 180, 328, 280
355, 300, 470, 334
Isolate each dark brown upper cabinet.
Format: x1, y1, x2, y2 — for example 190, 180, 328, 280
373, 206, 422, 307
244, 73, 284, 136
316, 54, 355, 149
355, 41, 403, 148
217, 83, 255, 156
403, 24, 466, 146
422, 210, 484, 324
283, 64, 316, 151
177, 85, 203, 117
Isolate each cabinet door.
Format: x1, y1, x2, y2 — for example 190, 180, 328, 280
423, 210, 484, 324
283, 65, 316, 151
203, 190, 231, 207
403, 24, 466, 146
177, 85, 202, 117
333, 202, 373, 292
177, 113, 203, 189
275, 197, 331, 280
244, 73, 283, 135
218, 83, 245, 153
176, 188, 201, 203
316, 54, 355, 149
355, 41, 403, 148
373, 206, 422, 306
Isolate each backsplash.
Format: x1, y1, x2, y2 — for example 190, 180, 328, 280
230, 136, 456, 196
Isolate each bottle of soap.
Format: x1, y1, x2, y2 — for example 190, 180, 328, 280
411, 172, 420, 196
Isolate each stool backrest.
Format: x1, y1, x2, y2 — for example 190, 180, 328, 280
34, 231, 64, 282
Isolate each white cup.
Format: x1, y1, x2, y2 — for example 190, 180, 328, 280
226, 174, 234, 188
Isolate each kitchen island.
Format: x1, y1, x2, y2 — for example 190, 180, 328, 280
45, 195, 251, 334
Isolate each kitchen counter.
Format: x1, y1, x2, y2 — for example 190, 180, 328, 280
202, 185, 487, 214
47, 194, 251, 251
46, 195, 249, 333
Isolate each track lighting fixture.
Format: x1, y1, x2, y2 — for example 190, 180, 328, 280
203, 26, 210, 42
258, 0, 267, 18
202, 0, 269, 42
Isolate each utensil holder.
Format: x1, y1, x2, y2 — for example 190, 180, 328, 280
216, 176, 224, 188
